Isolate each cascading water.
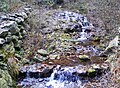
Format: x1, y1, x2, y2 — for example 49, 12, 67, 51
77, 28, 88, 41
18, 11, 107, 88
19, 65, 87, 88
45, 65, 84, 88
56, 11, 94, 42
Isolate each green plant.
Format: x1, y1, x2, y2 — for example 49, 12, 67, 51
0, 0, 9, 12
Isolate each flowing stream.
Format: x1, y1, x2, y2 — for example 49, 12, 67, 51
19, 65, 88, 88
18, 11, 109, 88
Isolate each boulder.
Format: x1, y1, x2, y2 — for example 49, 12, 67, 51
15, 17, 24, 23
0, 15, 8, 20
5, 34, 20, 44
5, 33, 12, 43
41, 28, 54, 34
15, 12, 28, 19
87, 68, 96, 77
33, 54, 48, 62
0, 38, 5, 45
0, 20, 20, 35
0, 21, 17, 29
9, 26, 20, 35
49, 54, 58, 60
0, 29, 8, 38
24, 7, 32, 14
37, 49, 49, 56
79, 55, 90, 61
20, 64, 55, 78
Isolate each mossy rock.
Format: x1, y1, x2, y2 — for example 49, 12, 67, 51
0, 69, 13, 88
9, 26, 20, 35
87, 68, 96, 77
79, 55, 90, 61
14, 40, 22, 51
33, 54, 48, 62
21, 58, 30, 65
0, 62, 7, 70
0, 54, 5, 61
3, 42, 15, 51
0, 31, 8, 38
37, 49, 49, 57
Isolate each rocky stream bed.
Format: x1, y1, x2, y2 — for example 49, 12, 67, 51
17, 9, 119, 88
0, 0, 120, 88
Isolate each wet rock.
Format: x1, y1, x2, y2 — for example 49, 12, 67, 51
49, 54, 58, 60
3, 42, 15, 54
54, 0, 64, 5
24, 7, 32, 14
0, 29, 8, 38
73, 68, 87, 77
92, 36, 101, 42
101, 63, 110, 70
15, 17, 24, 23
0, 54, 5, 61
21, 30, 27, 36
20, 64, 55, 78
41, 28, 54, 34
79, 55, 90, 61
0, 15, 8, 20
91, 64, 104, 75
92, 64, 101, 70
5, 33, 12, 43
33, 54, 48, 62
15, 12, 28, 19
0, 38, 5, 45
0, 21, 17, 29
87, 68, 96, 77
21, 58, 30, 65
0, 20, 20, 35
37, 49, 49, 57
9, 26, 20, 35
6, 34, 19, 44
12, 35, 19, 43
0, 6, 30, 88
2, 15, 24, 23
15, 53, 23, 60
64, 24, 82, 33
14, 40, 22, 51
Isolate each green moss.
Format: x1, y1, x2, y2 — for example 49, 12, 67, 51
0, 69, 13, 88
0, 0, 9, 12
88, 68, 96, 77
79, 55, 90, 61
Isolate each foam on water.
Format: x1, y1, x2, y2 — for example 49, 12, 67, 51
19, 65, 86, 88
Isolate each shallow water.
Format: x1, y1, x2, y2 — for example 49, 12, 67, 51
19, 65, 88, 88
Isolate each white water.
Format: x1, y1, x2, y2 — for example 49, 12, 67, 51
77, 28, 88, 41
19, 65, 86, 88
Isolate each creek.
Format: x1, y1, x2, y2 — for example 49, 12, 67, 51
18, 11, 109, 88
